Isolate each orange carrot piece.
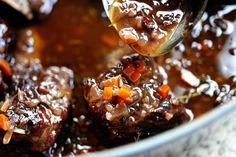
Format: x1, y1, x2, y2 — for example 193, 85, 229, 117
157, 84, 170, 98
123, 64, 135, 76
130, 71, 141, 82
0, 59, 12, 77
103, 87, 113, 100
116, 85, 131, 100
0, 114, 11, 131
104, 76, 120, 87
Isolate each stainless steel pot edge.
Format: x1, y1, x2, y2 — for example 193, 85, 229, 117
75, 99, 236, 157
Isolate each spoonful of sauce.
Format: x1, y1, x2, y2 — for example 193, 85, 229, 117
103, 0, 208, 56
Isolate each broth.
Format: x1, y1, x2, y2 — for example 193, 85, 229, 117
0, 0, 235, 156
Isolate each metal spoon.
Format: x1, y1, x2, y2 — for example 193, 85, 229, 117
102, 0, 208, 56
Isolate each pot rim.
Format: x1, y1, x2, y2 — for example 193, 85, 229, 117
77, 99, 236, 157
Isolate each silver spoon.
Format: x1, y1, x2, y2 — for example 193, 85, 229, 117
1, 0, 33, 19
102, 0, 208, 56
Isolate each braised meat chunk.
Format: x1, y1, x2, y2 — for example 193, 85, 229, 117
0, 59, 73, 151
83, 54, 192, 143
0, 13, 74, 153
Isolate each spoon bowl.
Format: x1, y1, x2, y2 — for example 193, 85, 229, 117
102, 0, 208, 56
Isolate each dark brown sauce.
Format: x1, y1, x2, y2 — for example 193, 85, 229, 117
0, 0, 235, 156
110, 0, 186, 56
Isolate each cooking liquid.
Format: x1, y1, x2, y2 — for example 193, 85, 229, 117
0, 0, 235, 156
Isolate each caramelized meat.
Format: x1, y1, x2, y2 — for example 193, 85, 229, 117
0, 19, 74, 151
109, 0, 186, 56
83, 54, 192, 143
0, 58, 73, 151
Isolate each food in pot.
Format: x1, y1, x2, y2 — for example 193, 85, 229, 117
109, 0, 188, 56
83, 54, 192, 144
0, 19, 74, 152
0, 0, 235, 156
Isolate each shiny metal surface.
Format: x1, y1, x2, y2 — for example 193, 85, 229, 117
102, 0, 208, 56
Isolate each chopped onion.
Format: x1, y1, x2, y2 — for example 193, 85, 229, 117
17, 89, 25, 101
105, 104, 129, 121
181, 69, 200, 87
0, 99, 11, 112
26, 99, 40, 108
185, 109, 194, 120
3, 129, 13, 144
165, 112, 174, 120
13, 128, 26, 134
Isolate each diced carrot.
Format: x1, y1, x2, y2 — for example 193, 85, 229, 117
157, 84, 170, 98
0, 114, 11, 131
123, 64, 135, 76
136, 61, 146, 72
116, 96, 133, 104
104, 76, 120, 87
130, 71, 141, 82
0, 59, 12, 77
116, 85, 132, 100
103, 87, 113, 100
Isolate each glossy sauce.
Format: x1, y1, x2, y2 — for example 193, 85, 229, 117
0, 0, 235, 156
109, 0, 186, 56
